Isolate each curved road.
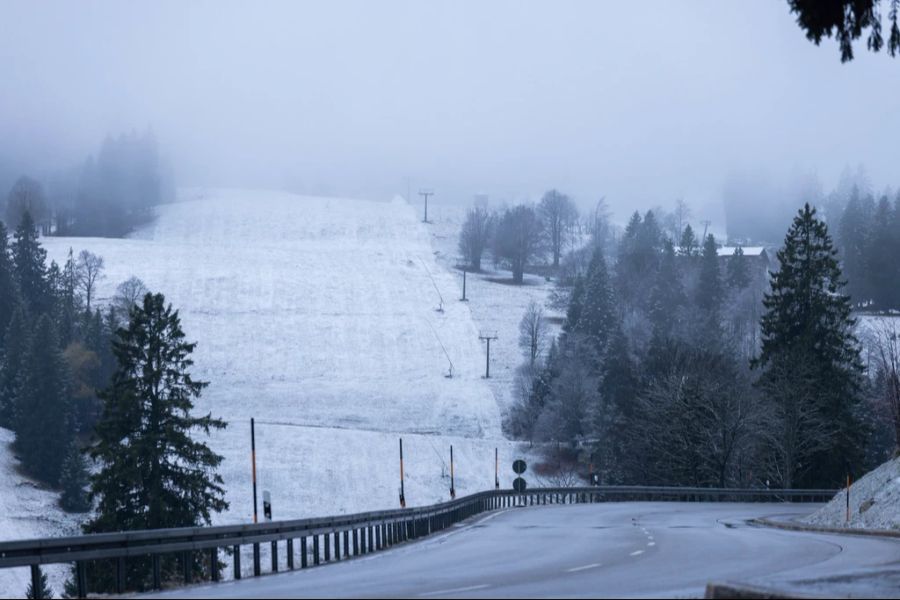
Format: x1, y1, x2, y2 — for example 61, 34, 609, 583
147, 502, 900, 598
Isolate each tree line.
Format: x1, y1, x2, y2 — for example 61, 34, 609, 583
509, 203, 890, 490
0, 212, 225, 597
3, 130, 175, 239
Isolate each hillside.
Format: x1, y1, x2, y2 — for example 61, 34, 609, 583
805, 456, 900, 531
0, 189, 537, 596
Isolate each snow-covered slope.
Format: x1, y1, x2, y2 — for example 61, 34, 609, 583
805, 456, 900, 530
35, 189, 530, 522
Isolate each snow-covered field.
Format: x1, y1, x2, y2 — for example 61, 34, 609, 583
806, 456, 900, 530
1, 189, 544, 597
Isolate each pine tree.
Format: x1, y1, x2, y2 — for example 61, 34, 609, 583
648, 240, 685, 340
11, 212, 52, 317
55, 248, 82, 348
563, 276, 585, 333
0, 307, 29, 428
678, 224, 699, 257
86, 293, 226, 590
838, 189, 874, 308
14, 315, 72, 484
59, 442, 91, 512
0, 220, 19, 348
695, 234, 724, 339
25, 569, 53, 599
572, 247, 617, 357
726, 246, 751, 289
757, 204, 866, 488
867, 196, 896, 311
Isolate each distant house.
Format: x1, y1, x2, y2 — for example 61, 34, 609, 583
674, 245, 773, 280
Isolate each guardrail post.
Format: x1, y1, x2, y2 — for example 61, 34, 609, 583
287, 538, 295, 569
184, 551, 193, 584
272, 540, 279, 572
253, 543, 261, 576
369, 526, 375, 552
334, 532, 340, 561
210, 548, 219, 582
31, 565, 43, 600
152, 555, 161, 590
377, 525, 383, 549
301, 537, 308, 568
234, 544, 242, 579
344, 530, 350, 557
313, 534, 320, 565
115, 556, 125, 593
324, 532, 331, 562
353, 528, 360, 554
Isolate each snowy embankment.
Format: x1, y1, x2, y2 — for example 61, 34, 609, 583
805, 456, 900, 530
0, 189, 536, 596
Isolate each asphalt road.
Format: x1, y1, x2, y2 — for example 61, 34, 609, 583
144, 502, 900, 598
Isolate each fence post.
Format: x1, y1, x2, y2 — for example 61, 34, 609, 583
152, 555, 161, 590
344, 530, 350, 557
313, 534, 320, 565
333, 532, 340, 561
287, 538, 295, 569
301, 537, 308, 568
31, 565, 43, 600
233, 545, 242, 580
324, 532, 331, 562
253, 543, 261, 576
272, 540, 279, 572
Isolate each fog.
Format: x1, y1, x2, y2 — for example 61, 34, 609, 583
1, 0, 899, 221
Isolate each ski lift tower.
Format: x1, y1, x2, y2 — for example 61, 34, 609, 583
419, 188, 434, 223
479, 330, 498, 378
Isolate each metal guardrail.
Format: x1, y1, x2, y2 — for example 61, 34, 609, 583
0, 485, 835, 598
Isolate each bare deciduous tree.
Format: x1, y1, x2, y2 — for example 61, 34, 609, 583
76, 250, 105, 312
494, 204, 543, 284
5, 176, 48, 232
458, 207, 493, 271
870, 318, 900, 453
518, 300, 548, 367
111, 276, 149, 325
538, 190, 578, 268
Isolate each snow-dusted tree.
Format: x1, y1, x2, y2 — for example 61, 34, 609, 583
756, 204, 865, 488
12, 211, 53, 317
678, 224, 699, 257
493, 204, 543, 284
458, 207, 493, 271
0, 221, 18, 348
726, 246, 751, 289
86, 292, 226, 591
538, 189, 578, 268
76, 250, 104, 313
518, 301, 548, 367
14, 315, 72, 485
59, 442, 91, 512
25, 568, 53, 599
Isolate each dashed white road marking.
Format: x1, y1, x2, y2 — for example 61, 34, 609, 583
647, 542, 656, 547
630, 550, 644, 556
418, 584, 490, 597
565, 563, 602, 573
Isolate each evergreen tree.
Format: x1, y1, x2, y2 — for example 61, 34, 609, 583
572, 247, 617, 355
0, 221, 19, 347
59, 442, 91, 512
86, 293, 226, 590
757, 204, 866, 488
648, 240, 686, 340
55, 248, 82, 348
0, 307, 29, 428
563, 276, 585, 333
695, 234, 724, 340
25, 569, 53, 599
11, 211, 52, 317
838, 189, 874, 307
678, 224, 699, 257
867, 196, 897, 311
14, 315, 72, 484
726, 246, 751, 289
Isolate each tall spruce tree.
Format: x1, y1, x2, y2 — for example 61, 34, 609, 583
757, 204, 866, 488
59, 441, 91, 512
838, 189, 874, 307
11, 211, 52, 317
572, 247, 617, 358
648, 240, 686, 340
867, 196, 897, 311
86, 293, 226, 589
726, 246, 751, 289
0, 307, 28, 428
0, 221, 19, 347
14, 315, 71, 484
694, 234, 725, 344
678, 224, 699, 257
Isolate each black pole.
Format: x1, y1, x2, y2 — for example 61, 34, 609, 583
450, 445, 456, 499
485, 338, 491, 378
251, 418, 258, 524
495, 447, 499, 489
461, 269, 467, 301
399, 438, 406, 508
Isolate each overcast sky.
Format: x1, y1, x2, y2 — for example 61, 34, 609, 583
1, 0, 898, 220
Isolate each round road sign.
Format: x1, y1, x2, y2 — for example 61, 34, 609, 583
513, 459, 527, 475
513, 477, 527, 492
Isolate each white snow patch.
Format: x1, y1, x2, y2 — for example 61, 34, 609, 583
805, 456, 900, 531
